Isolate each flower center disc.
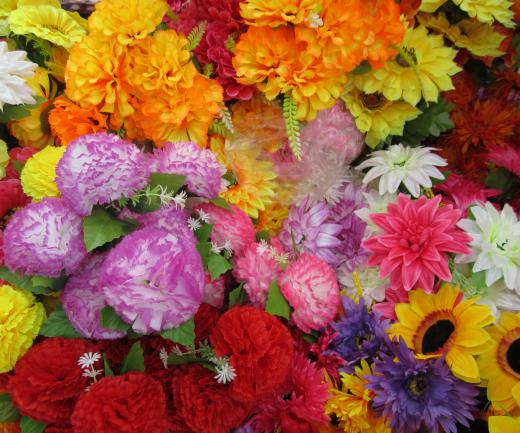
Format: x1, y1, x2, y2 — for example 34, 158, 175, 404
507, 338, 520, 375
361, 93, 384, 110
406, 374, 428, 397
421, 319, 455, 354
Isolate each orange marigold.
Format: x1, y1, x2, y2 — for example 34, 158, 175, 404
48, 97, 108, 145
240, 0, 322, 27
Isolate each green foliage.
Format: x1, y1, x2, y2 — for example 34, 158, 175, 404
103, 354, 115, 377
99, 306, 131, 332
256, 230, 270, 243
219, 107, 235, 134
187, 21, 207, 51
0, 267, 66, 295
209, 197, 231, 211
512, 33, 520, 67
40, 306, 82, 338
225, 34, 236, 53
208, 119, 230, 136
472, 271, 487, 289
195, 223, 213, 242
352, 61, 371, 75
283, 93, 301, 160
0, 394, 19, 422
265, 281, 291, 320
20, 416, 46, 433
0, 96, 46, 123
83, 207, 136, 252
228, 283, 246, 307
161, 319, 196, 349
127, 172, 187, 213
120, 341, 145, 374
208, 254, 232, 280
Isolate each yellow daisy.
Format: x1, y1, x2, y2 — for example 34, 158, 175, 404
357, 25, 461, 106
342, 84, 421, 148
479, 312, 520, 414
452, 0, 515, 28
488, 385, 520, 433
390, 284, 495, 383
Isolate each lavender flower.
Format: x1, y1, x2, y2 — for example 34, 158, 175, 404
56, 133, 150, 216
62, 253, 125, 340
3, 198, 87, 277
100, 226, 204, 333
366, 338, 479, 433
149, 141, 226, 198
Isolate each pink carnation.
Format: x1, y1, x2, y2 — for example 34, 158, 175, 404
233, 240, 283, 307
279, 253, 340, 333
362, 194, 472, 292
195, 203, 255, 256
202, 272, 226, 308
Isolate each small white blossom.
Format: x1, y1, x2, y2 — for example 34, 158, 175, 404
172, 345, 184, 356
222, 240, 232, 254
159, 347, 169, 369
78, 352, 101, 369
82, 369, 103, 380
172, 191, 188, 209
211, 241, 223, 254
274, 252, 289, 265
188, 217, 202, 231
214, 362, 236, 384
197, 209, 210, 223
256, 240, 270, 256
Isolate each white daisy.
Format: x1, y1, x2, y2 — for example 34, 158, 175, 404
211, 241, 223, 254
0, 41, 38, 111
187, 217, 201, 231
82, 369, 103, 380
256, 239, 270, 256
356, 144, 447, 197
172, 190, 188, 209
456, 202, 520, 293
213, 360, 236, 384
78, 352, 101, 369
197, 209, 210, 223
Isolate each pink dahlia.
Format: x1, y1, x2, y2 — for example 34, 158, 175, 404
3, 198, 87, 277
62, 253, 125, 340
101, 227, 204, 333
56, 133, 150, 216
362, 194, 472, 292
372, 286, 409, 320
149, 141, 226, 199
233, 239, 283, 307
279, 253, 340, 333
195, 203, 255, 256
485, 144, 520, 177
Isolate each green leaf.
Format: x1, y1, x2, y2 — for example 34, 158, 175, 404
208, 254, 232, 280
485, 167, 515, 190
256, 230, 270, 242
31, 273, 67, 295
402, 98, 453, 146
40, 306, 81, 338
196, 241, 213, 266
187, 21, 207, 51
222, 171, 237, 186
352, 61, 371, 75
265, 281, 291, 320
0, 266, 35, 292
472, 271, 487, 289
228, 283, 245, 307
283, 93, 301, 160
83, 207, 136, 252
0, 96, 46, 123
149, 172, 186, 195
161, 319, 195, 349
195, 223, 213, 242
12, 159, 24, 175
20, 416, 46, 433
119, 341, 145, 374
209, 197, 231, 211
103, 354, 115, 377
99, 306, 131, 331
0, 394, 19, 422
167, 354, 199, 366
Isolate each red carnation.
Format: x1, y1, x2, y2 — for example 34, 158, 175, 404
8, 338, 98, 424
0, 229, 4, 265
5, 147, 38, 179
71, 372, 168, 433
0, 179, 30, 218
44, 425, 72, 433
194, 303, 220, 345
171, 364, 251, 433
210, 306, 294, 402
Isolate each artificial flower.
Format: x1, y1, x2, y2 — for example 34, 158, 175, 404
486, 144, 520, 177
0, 41, 37, 111
240, 0, 322, 27
0, 284, 45, 372
457, 202, 520, 292
0, 179, 30, 218
202, 274, 226, 309
488, 387, 520, 432
390, 284, 494, 382
356, 144, 447, 197
419, 0, 448, 12
279, 253, 340, 333
354, 190, 398, 235
4, 147, 38, 180
452, 0, 515, 28
0, 140, 7, 180
3, 197, 88, 277
45, 45, 69, 83
20, 145, 65, 202
442, 71, 479, 107
256, 202, 289, 236
337, 266, 389, 305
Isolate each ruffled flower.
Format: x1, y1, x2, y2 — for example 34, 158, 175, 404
4, 198, 87, 277
485, 144, 520, 177
240, 0, 321, 26
279, 253, 340, 333
202, 273, 226, 309
452, 0, 515, 28
55, 133, 150, 216
0, 179, 30, 219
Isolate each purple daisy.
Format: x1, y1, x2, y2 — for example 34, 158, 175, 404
149, 141, 226, 198
62, 252, 125, 340
278, 197, 342, 265
366, 338, 479, 433
100, 226, 204, 333
56, 132, 150, 216
3, 198, 87, 277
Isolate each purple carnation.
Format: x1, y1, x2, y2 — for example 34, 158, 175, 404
3, 198, 87, 277
149, 141, 226, 198
366, 338, 479, 433
100, 226, 204, 333
56, 133, 150, 216
62, 253, 125, 340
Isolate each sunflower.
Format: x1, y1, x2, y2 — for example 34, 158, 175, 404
342, 84, 421, 148
357, 25, 461, 106
479, 312, 520, 414
8, 5, 87, 50
390, 284, 494, 383
488, 387, 520, 433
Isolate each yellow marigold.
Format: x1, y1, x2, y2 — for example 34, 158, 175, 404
65, 35, 133, 128
233, 25, 346, 121
453, 0, 515, 28
48, 96, 107, 145
419, 0, 448, 12
256, 202, 289, 236
419, 13, 506, 57
126, 74, 223, 146
357, 25, 461, 106
0, 284, 46, 373
240, 0, 322, 27
0, 139, 8, 179
88, 0, 168, 46
8, 5, 87, 50
342, 84, 421, 148
124, 30, 197, 96
8, 67, 56, 149
20, 145, 66, 201
208, 135, 229, 167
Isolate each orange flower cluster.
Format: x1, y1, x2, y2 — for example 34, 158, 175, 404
233, 0, 404, 120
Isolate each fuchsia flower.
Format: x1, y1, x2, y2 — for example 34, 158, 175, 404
485, 145, 520, 177
362, 194, 472, 292
279, 253, 340, 333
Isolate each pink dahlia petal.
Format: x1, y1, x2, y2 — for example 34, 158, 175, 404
101, 227, 204, 333
202, 272, 226, 308
56, 133, 150, 216
279, 253, 340, 333
4, 198, 87, 277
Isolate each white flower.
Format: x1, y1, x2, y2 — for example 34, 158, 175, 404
337, 266, 389, 303
214, 361, 236, 384
211, 241, 223, 254
197, 209, 210, 223
78, 352, 101, 369
456, 202, 520, 293
354, 190, 398, 235
222, 240, 232, 254
356, 144, 446, 197
159, 347, 169, 369
187, 217, 201, 231
172, 190, 188, 209
256, 240, 270, 256
0, 41, 38, 111
82, 369, 103, 380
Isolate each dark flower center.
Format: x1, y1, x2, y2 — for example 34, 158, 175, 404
355, 333, 372, 349
507, 338, 520, 375
361, 93, 384, 110
396, 47, 417, 67
406, 373, 428, 397
422, 320, 455, 354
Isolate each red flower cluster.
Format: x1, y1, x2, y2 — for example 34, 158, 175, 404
0, 179, 30, 219
193, 303, 220, 345
4, 147, 38, 180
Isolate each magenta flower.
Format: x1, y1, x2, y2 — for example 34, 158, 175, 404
485, 144, 520, 178
362, 194, 472, 292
